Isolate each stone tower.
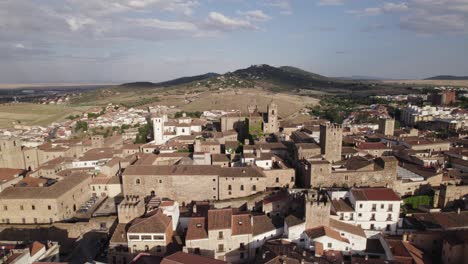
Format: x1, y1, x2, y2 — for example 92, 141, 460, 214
0, 137, 25, 169
305, 190, 330, 229
264, 101, 279, 134
378, 118, 395, 136
319, 123, 342, 163
117, 195, 146, 224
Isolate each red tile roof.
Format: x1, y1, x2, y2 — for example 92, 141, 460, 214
186, 217, 208, 241
304, 226, 349, 243
207, 208, 232, 230
231, 214, 252, 236
351, 188, 401, 201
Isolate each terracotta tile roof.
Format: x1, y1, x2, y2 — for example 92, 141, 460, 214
29, 241, 45, 256
356, 142, 390, 150
15, 177, 50, 187
412, 211, 468, 230
110, 223, 128, 244
0, 168, 25, 182
304, 226, 349, 243
128, 209, 171, 234
295, 143, 320, 149
78, 147, 115, 161
186, 217, 208, 241
252, 215, 281, 236
329, 219, 366, 238
211, 154, 230, 162
162, 252, 227, 264
125, 165, 220, 176
331, 199, 354, 212
207, 208, 232, 230
344, 156, 373, 170
218, 167, 265, 178
231, 214, 252, 236
0, 172, 90, 199
351, 188, 401, 201
285, 215, 304, 227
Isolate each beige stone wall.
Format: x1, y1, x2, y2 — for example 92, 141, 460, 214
438, 184, 468, 208
0, 176, 92, 224
263, 169, 295, 188
218, 177, 266, 200
123, 174, 219, 203
0, 138, 26, 169
309, 158, 397, 188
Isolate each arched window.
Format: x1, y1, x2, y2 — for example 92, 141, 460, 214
136, 179, 141, 185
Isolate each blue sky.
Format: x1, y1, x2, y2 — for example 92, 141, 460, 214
0, 0, 467, 83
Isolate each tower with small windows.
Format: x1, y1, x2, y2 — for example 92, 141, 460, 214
264, 101, 279, 134
319, 123, 342, 163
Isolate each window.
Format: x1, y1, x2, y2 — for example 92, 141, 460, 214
32, 205, 35, 210
358, 213, 362, 217
153, 235, 164, 240
275, 177, 279, 183
34, 218, 37, 224
370, 224, 375, 230
228, 185, 232, 190
240, 185, 244, 191
327, 243, 332, 248
381, 204, 384, 209
136, 179, 141, 185
370, 213, 376, 221
240, 243, 245, 250
252, 185, 256, 191
359, 204, 363, 209
218, 231, 223, 239
141, 235, 152, 240
159, 179, 162, 183
20, 205, 24, 210
3, 206, 7, 211
372, 204, 376, 211
387, 213, 392, 221
218, 244, 224, 252
291, 177, 294, 182
388, 204, 393, 212
128, 235, 140, 240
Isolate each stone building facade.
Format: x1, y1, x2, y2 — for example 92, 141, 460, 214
0, 172, 92, 224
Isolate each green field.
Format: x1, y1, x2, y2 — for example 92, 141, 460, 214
0, 103, 91, 128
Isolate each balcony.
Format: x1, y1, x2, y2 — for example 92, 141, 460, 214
370, 217, 376, 221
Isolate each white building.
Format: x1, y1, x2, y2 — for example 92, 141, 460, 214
152, 114, 204, 145
330, 188, 402, 235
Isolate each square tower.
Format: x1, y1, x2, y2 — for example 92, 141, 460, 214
378, 118, 395, 136
319, 123, 342, 163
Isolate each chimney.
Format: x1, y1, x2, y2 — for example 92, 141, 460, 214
402, 232, 408, 242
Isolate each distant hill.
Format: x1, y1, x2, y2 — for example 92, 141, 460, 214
337, 75, 387, 81
425, 75, 468, 80
120, 72, 219, 88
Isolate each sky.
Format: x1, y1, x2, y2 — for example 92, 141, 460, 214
0, 0, 467, 83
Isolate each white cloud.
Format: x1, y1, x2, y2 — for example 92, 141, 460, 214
346, 2, 409, 16
383, 2, 409, 12
66, 17, 96, 31
238, 10, 272, 21
318, 0, 347, 6
207, 12, 254, 30
14, 43, 25, 49
400, 0, 468, 34
131, 18, 197, 31
264, 0, 293, 15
